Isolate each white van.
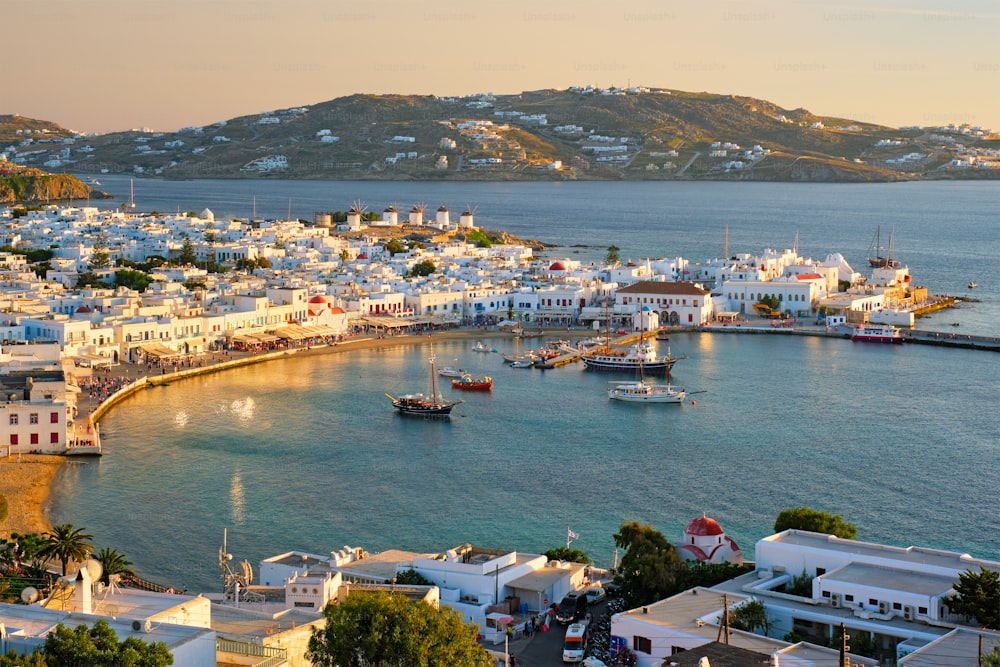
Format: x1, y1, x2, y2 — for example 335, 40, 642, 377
562, 622, 588, 663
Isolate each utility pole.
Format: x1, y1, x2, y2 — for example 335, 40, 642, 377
717, 594, 731, 644
839, 622, 850, 667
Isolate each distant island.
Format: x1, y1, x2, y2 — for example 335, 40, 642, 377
2, 87, 998, 183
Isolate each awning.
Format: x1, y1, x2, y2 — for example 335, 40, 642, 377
485, 612, 513, 626
140, 343, 182, 358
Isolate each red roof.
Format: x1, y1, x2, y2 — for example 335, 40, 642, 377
76, 305, 91, 313
309, 295, 332, 304
549, 261, 567, 271
685, 516, 724, 536
796, 273, 823, 280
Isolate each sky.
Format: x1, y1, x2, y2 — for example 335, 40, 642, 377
8, 0, 1000, 134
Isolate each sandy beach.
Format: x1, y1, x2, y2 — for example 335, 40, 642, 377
0, 454, 63, 537
0, 328, 509, 539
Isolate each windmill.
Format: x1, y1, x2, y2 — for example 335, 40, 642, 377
409, 201, 428, 226
349, 198, 369, 221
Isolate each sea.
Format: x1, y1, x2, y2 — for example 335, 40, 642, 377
49, 177, 1000, 593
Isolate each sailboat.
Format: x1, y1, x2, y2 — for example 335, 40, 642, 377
607, 308, 686, 403
866, 225, 901, 268
385, 351, 463, 417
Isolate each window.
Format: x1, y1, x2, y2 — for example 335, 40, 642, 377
51, 412, 59, 423
30, 413, 38, 424
893, 602, 902, 611
9, 435, 17, 445
9, 415, 17, 426
918, 606, 928, 615
869, 598, 878, 606
821, 590, 831, 598
30, 434, 38, 445
633, 636, 652, 654
50, 433, 59, 444
845, 594, 855, 602
816, 567, 826, 576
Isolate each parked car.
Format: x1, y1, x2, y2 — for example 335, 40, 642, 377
555, 591, 588, 625
582, 658, 608, 667
603, 583, 621, 598
584, 586, 606, 606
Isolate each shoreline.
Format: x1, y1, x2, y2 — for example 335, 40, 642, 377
14, 330, 499, 538
14, 319, 990, 540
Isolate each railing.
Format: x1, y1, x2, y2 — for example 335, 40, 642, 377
216, 637, 287, 667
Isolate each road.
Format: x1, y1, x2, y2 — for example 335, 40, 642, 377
500, 600, 611, 667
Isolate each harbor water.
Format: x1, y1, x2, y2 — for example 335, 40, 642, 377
50, 179, 1000, 592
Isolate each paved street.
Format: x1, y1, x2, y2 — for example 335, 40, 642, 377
489, 600, 611, 667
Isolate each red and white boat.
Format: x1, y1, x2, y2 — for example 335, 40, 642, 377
451, 374, 493, 391
851, 324, 903, 344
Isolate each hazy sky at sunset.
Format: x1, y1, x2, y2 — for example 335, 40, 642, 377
9, 0, 1000, 134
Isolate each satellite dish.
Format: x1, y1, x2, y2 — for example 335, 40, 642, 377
85, 558, 104, 583
240, 560, 253, 586
21, 587, 39, 603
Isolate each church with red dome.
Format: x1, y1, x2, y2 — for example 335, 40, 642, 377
675, 514, 743, 565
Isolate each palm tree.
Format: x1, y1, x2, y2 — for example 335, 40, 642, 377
93, 547, 134, 585
39, 525, 93, 577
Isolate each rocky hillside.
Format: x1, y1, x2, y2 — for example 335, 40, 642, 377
4, 89, 997, 182
0, 164, 101, 205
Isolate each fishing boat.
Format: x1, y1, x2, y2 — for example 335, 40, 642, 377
510, 359, 534, 368
866, 225, 901, 269
385, 352, 462, 417
451, 374, 493, 390
851, 324, 903, 344
437, 364, 465, 378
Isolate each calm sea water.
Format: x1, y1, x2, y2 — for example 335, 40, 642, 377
52, 179, 1000, 592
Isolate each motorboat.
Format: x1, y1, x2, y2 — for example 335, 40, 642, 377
451, 374, 493, 390
472, 341, 492, 352
968, 281, 977, 289
608, 379, 686, 403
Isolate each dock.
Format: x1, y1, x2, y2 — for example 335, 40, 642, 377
533, 331, 657, 369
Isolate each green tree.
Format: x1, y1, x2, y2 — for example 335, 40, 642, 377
393, 568, 432, 585
177, 237, 197, 266
784, 570, 813, 597
74, 272, 112, 289
949, 567, 1000, 629
89, 236, 111, 270
606, 245, 621, 265
41, 619, 173, 666
384, 239, 405, 256
983, 643, 1000, 667
307, 591, 491, 667
38, 524, 93, 577
613, 520, 684, 606
774, 507, 857, 539
675, 561, 753, 592
114, 269, 152, 293
409, 259, 436, 277
543, 547, 590, 564
93, 548, 134, 586
730, 599, 771, 634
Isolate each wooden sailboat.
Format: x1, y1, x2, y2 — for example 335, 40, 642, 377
867, 225, 901, 268
386, 351, 462, 417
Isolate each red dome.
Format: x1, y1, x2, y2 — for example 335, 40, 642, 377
309, 295, 332, 304
549, 261, 567, 271
330, 307, 344, 314
685, 516, 724, 536
357, 252, 368, 260
76, 305, 92, 313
